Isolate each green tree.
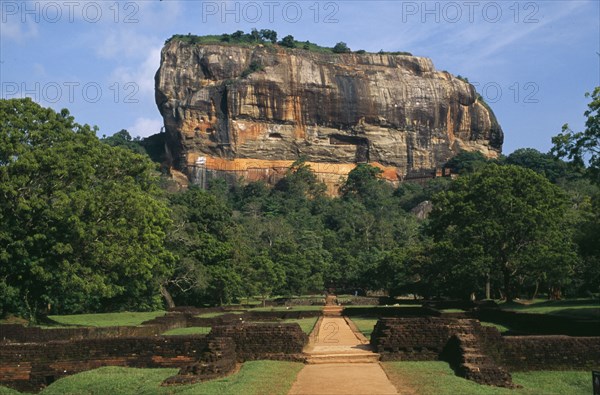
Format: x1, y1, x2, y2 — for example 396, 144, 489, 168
166, 187, 239, 306
551, 87, 600, 183
505, 148, 582, 183
280, 35, 296, 48
101, 129, 146, 155
248, 253, 285, 306
259, 29, 277, 44
0, 99, 173, 320
428, 164, 577, 301
567, 192, 600, 296
444, 151, 490, 175
332, 42, 351, 53
340, 164, 394, 211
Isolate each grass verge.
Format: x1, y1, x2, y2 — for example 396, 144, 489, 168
196, 311, 245, 318
47, 311, 166, 327
252, 317, 319, 335
499, 299, 599, 320
162, 326, 212, 336
347, 317, 378, 338
382, 361, 593, 395
251, 305, 323, 312
480, 321, 511, 333
0, 361, 303, 395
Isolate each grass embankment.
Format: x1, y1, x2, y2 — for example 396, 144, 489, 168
480, 321, 511, 333
46, 311, 166, 327
0, 361, 303, 395
382, 361, 594, 395
347, 317, 378, 338
162, 327, 212, 336
499, 299, 599, 320
196, 311, 245, 318
343, 304, 420, 309
251, 305, 323, 312
253, 317, 319, 335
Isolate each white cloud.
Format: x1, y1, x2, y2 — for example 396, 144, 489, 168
1, 17, 38, 42
126, 117, 163, 138
96, 29, 157, 60
110, 46, 161, 94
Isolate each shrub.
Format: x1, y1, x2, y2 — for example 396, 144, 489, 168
280, 35, 296, 48
332, 41, 351, 53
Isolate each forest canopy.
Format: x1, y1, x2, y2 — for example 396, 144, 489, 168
1, 91, 598, 321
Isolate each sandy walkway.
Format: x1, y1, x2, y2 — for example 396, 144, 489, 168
288, 315, 400, 395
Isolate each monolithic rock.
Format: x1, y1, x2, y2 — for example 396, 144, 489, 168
155, 39, 503, 193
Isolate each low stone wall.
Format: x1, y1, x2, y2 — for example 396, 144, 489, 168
0, 313, 187, 343
246, 310, 321, 320
475, 309, 599, 336
370, 317, 476, 361
370, 317, 515, 386
0, 315, 309, 392
163, 337, 237, 385
343, 307, 439, 318
370, 316, 600, 388
210, 323, 308, 361
272, 297, 324, 306
502, 336, 600, 371
0, 335, 208, 392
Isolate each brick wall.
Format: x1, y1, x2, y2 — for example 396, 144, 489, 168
343, 307, 440, 318
210, 323, 308, 361
0, 318, 309, 392
0, 335, 208, 392
502, 336, 600, 371
163, 337, 237, 385
475, 309, 599, 336
370, 316, 600, 387
0, 313, 187, 343
247, 310, 321, 320
371, 317, 486, 361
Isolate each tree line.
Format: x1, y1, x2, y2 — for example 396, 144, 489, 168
1, 89, 599, 321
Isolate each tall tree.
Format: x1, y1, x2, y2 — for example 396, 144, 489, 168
0, 99, 173, 320
427, 164, 577, 301
551, 87, 600, 183
505, 148, 582, 183
166, 187, 239, 306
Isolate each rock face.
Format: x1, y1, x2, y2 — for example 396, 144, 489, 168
155, 40, 503, 193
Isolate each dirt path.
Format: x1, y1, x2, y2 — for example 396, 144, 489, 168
288, 311, 401, 395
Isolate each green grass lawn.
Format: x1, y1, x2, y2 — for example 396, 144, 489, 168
162, 326, 212, 336
196, 311, 245, 318
286, 317, 319, 334
382, 361, 594, 395
46, 311, 166, 327
347, 317, 378, 338
252, 317, 319, 335
251, 305, 323, 312
480, 321, 511, 333
0, 361, 303, 395
499, 299, 599, 320
343, 304, 420, 309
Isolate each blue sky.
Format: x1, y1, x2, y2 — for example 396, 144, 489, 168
1, 0, 599, 155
